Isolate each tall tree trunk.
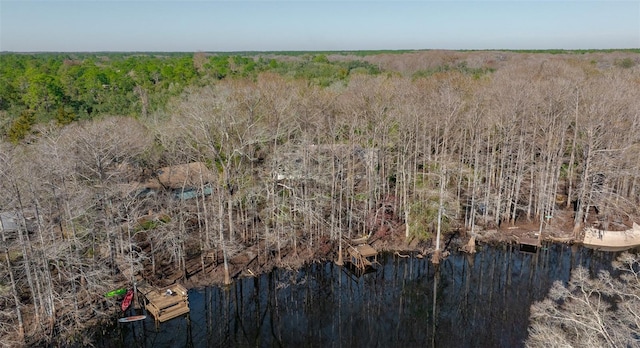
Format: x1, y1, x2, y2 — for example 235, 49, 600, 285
218, 191, 231, 285
566, 88, 580, 209
13, 185, 41, 328
1, 228, 24, 343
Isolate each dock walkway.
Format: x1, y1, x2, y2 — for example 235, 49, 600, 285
582, 223, 640, 251
518, 237, 541, 253
347, 243, 379, 270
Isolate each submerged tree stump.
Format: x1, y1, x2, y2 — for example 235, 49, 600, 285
461, 236, 477, 254
431, 249, 442, 264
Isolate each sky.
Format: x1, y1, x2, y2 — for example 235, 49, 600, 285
1, 0, 639, 52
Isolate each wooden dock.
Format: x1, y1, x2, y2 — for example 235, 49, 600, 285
138, 283, 190, 323
518, 237, 541, 253
582, 223, 640, 252
347, 244, 379, 271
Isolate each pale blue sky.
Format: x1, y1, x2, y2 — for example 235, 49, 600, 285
1, 1, 639, 52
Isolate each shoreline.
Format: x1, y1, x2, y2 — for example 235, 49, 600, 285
15, 220, 613, 346
167, 223, 579, 290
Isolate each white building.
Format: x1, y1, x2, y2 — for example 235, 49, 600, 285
0, 212, 19, 233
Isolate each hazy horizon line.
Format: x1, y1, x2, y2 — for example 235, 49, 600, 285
3, 47, 640, 54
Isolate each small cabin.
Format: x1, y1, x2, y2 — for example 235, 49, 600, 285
122, 162, 216, 201
0, 211, 38, 236
0, 212, 18, 233
172, 184, 213, 200
155, 162, 214, 189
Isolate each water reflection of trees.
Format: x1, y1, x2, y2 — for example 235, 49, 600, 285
108, 245, 619, 347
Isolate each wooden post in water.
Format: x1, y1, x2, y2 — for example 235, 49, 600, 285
336, 237, 344, 266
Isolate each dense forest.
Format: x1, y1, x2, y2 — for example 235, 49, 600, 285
1, 50, 639, 346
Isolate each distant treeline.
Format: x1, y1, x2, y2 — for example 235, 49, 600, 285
0, 52, 382, 141
6, 49, 638, 143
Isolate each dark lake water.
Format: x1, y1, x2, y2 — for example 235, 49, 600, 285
99, 243, 619, 348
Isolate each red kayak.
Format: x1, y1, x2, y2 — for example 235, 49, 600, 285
121, 289, 134, 311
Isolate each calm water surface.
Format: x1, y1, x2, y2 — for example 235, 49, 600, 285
100, 244, 618, 348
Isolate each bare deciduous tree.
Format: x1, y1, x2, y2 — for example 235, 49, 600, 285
526, 252, 640, 348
